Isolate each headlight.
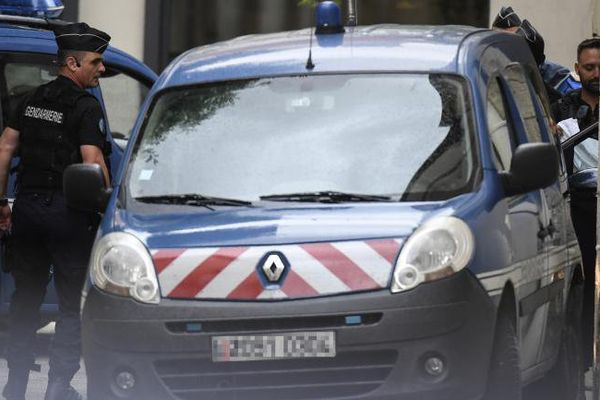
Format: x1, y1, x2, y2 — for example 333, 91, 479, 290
89, 232, 160, 304
391, 216, 474, 293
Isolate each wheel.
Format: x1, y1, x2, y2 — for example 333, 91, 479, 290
548, 319, 586, 399
524, 283, 586, 400
536, 285, 586, 400
485, 311, 522, 400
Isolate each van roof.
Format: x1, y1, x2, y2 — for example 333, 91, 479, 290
158, 24, 489, 88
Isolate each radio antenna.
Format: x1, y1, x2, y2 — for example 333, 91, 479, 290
306, 17, 315, 70
347, 0, 357, 26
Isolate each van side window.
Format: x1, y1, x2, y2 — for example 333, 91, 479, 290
0, 54, 59, 197
526, 67, 568, 174
0, 53, 57, 130
505, 65, 542, 143
99, 68, 150, 146
527, 68, 554, 127
486, 78, 514, 172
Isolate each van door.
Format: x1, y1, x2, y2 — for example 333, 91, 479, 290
0, 51, 157, 193
0, 51, 156, 314
525, 65, 575, 367
0, 52, 61, 311
503, 63, 568, 370
486, 72, 547, 372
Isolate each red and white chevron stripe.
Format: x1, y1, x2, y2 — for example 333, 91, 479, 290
152, 239, 403, 300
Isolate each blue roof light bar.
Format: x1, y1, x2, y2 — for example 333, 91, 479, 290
315, 1, 344, 35
0, 0, 64, 19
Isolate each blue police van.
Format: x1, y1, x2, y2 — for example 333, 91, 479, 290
65, 2, 585, 399
0, 0, 157, 318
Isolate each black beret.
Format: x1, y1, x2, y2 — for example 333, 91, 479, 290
492, 6, 521, 29
53, 22, 111, 54
517, 19, 546, 66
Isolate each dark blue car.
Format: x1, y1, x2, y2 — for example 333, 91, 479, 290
65, 3, 585, 399
0, 2, 157, 317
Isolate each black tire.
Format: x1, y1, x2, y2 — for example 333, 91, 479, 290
549, 322, 586, 399
485, 311, 522, 400
537, 285, 586, 400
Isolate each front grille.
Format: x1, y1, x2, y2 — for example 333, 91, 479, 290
154, 350, 397, 400
165, 313, 383, 334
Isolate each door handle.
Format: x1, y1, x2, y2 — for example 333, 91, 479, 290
537, 219, 556, 239
547, 219, 556, 236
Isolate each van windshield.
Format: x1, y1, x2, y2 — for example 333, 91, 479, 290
126, 74, 479, 203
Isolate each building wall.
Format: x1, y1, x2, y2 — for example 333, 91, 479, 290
154, 0, 489, 72
73, 0, 489, 72
77, 0, 146, 60
73, 1, 599, 73
489, 0, 595, 69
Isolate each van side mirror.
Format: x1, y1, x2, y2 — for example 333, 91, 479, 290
63, 164, 112, 212
500, 143, 558, 197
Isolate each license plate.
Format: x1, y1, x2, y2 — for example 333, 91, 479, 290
212, 331, 336, 362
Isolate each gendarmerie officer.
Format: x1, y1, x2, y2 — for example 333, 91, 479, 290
0, 23, 111, 400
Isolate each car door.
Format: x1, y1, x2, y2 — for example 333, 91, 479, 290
0, 50, 156, 314
499, 63, 557, 371
0, 52, 60, 311
0, 51, 156, 192
561, 122, 598, 252
520, 63, 572, 366
561, 121, 597, 296
561, 122, 598, 169
485, 69, 545, 372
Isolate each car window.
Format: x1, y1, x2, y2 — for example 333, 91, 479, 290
0, 53, 57, 130
0, 53, 59, 197
527, 71, 554, 140
128, 74, 480, 202
99, 67, 150, 145
505, 64, 543, 143
525, 66, 569, 176
487, 78, 514, 172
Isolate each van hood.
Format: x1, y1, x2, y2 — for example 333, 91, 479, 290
112, 201, 461, 301
115, 202, 457, 247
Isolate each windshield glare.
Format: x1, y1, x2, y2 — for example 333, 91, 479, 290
127, 74, 479, 203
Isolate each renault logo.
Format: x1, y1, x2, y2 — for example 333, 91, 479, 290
258, 252, 289, 283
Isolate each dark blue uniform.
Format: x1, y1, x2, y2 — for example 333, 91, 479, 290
4, 75, 106, 396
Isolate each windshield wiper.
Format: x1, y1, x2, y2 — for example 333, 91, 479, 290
135, 194, 253, 210
260, 191, 392, 203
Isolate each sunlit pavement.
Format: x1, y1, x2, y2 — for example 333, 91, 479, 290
0, 358, 86, 400
0, 324, 595, 400
0, 323, 86, 400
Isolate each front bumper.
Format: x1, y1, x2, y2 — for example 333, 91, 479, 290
82, 270, 495, 400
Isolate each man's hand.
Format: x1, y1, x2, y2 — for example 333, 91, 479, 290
0, 127, 19, 208
0, 204, 11, 231
0, 127, 19, 230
